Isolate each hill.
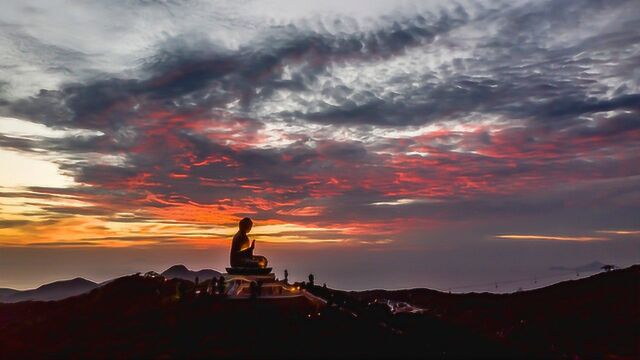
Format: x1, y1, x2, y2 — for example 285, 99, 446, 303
161, 264, 222, 282
0, 288, 19, 300
0, 266, 636, 358
343, 265, 640, 359
0, 277, 98, 303
0, 274, 514, 359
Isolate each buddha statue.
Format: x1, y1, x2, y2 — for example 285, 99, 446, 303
228, 217, 270, 274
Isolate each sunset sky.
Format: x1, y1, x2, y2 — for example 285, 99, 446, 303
1, 0, 638, 291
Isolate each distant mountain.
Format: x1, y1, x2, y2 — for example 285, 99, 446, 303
0, 288, 19, 300
160, 264, 221, 282
0, 277, 98, 303
549, 260, 607, 272
0, 265, 221, 303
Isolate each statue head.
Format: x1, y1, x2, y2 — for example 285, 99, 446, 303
239, 217, 253, 233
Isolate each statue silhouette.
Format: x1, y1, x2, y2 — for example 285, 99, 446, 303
230, 217, 268, 268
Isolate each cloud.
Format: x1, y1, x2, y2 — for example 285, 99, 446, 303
3, 8, 472, 131
277, 0, 640, 127
0, 0, 638, 249
0, 220, 31, 228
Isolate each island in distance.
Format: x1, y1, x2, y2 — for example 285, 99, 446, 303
0, 265, 637, 359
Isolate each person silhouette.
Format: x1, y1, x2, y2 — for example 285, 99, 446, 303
216, 276, 225, 296
230, 217, 268, 268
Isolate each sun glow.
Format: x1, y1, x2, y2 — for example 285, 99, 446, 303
0, 149, 75, 188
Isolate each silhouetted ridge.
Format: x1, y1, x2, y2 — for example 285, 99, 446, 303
36, 277, 95, 290
0, 266, 637, 358
347, 265, 639, 359
0, 288, 19, 300
0, 274, 515, 358
0, 277, 98, 303
160, 264, 221, 282
549, 260, 606, 272
164, 264, 189, 272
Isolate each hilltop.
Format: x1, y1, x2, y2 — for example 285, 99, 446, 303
160, 264, 221, 282
0, 266, 637, 359
345, 265, 640, 358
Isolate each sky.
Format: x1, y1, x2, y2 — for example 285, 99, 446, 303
0, 0, 639, 291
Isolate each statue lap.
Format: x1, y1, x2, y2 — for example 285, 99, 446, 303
231, 254, 268, 268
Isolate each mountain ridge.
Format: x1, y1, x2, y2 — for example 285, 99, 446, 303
160, 264, 222, 282
0, 265, 222, 303
0, 277, 98, 303
0, 265, 637, 358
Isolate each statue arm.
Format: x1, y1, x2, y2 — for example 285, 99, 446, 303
233, 237, 254, 256
244, 240, 256, 252
237, 246, 252, 256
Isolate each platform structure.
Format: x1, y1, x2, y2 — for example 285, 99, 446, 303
223, 272, 302, 299
225, 267, 272, 275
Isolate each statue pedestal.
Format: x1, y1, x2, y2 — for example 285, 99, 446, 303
223, 273, 276, 283
222, 271, 301, 298
225, 267, 272, 275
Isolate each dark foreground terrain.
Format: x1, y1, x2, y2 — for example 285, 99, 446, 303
344, 265, 640, 359
0, 266, 637, 359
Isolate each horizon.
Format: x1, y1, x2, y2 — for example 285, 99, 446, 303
2, 249, 635, 293
4, 260, 631, 294
1, 0, 639, 290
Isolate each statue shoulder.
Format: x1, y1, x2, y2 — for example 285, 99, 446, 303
232, 231, 247, 243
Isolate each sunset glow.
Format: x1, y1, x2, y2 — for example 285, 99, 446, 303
1, 0, 638, 290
